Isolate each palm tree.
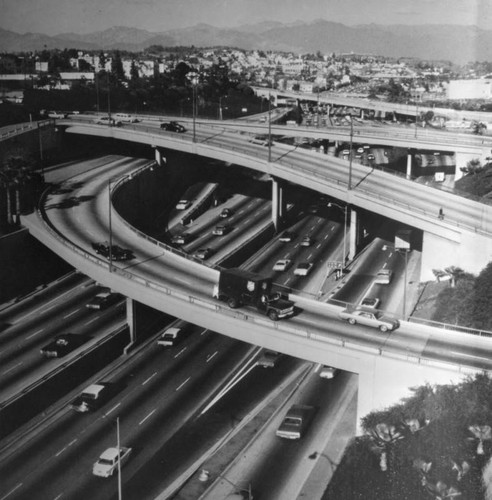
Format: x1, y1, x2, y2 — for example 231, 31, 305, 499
367, 423, 404, 471
468, 425, 492, 455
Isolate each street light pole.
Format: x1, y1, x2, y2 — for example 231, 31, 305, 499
347, 115, 354, 190
108, 179, 113, 272
268, 92, 272, 163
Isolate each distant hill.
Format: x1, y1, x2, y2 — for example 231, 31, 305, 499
0, 20, 490, 63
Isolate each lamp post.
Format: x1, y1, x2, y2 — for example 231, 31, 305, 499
219, 96, 224, 120
108, 178, 113, 271
187, 72, 199, 142
346, 114, 354, 190
328, 201, 348, 267
268, 92, 272, 163
414, 102, 418, 139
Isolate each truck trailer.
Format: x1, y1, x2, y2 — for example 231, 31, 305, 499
212, 268, 295, 321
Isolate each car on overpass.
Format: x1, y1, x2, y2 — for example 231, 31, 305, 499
160, 121, 186, 133
339, 307, 400, 332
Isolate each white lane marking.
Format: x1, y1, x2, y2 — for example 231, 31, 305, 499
104, 403, 121, 417
53, 494, 63, 500
142, 372, 157, 385
83, 316, 99, 326
139, 408, 156, 425
1, 362, 23, 375
63, 309, 80, 319
316, 243, 321, 249
382, 262, 387, 268
174, 347, 187, 358
388, 251, 393, 257
176, 377, 191, 391
55, 438, 77, 457
0, 483, 23, 500
206, 351, 218, 363
26, 328, 45, 339
307, 252, 313, 260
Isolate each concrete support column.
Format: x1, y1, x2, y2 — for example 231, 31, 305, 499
271, 177, 284, 232
349, 207, 358, 260
406, 152, 412, 178
153, 147, 165, 167
126, 297, 137, 344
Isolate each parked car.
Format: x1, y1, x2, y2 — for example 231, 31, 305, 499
339, 307, 400, 332
40, 333, 90, 358
194, 247, 214, 260
69, 382, 119, 412
273, 259, 291, 272
160, 121, 186, 133
257, 350, 281, 368
213, 224, 232, 236
360, 297, 380, 309
276, 405, 316, 439
176, 199, 192, 210
86, 291, 122, 310
92, 447, 132, 477
279, 231, 295, 242
294, 262, 313, 276
375, 269, 392, 284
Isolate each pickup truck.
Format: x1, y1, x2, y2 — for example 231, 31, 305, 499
92, 447, 132, 477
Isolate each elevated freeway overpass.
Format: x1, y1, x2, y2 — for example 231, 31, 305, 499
20, 139, 492, 426
57, 118, 492, 281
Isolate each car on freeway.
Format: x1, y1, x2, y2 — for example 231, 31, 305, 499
40, 333, 90, 358
86, 291, 122, 310
93, 447, 132, 477
48, 111, 68, 118
319, 365, 338, 379
157, 326, 184, 347
94, 116, 122, 126
375, 269, 392, 285
273, 259, 291, 272
294, 262, 314, 276
176, 199, 192, 210
367, 153, 375, 161
279, 231, 295, 242
341, 149, 350, 156
257, 350, 281, 368
212, 224, 232, 236
276, 405, 316, 439
220, 207, 233, 218
339, 307, 400, 332
360, 297, 380, 309
300, 236, 314, 247
114, 113, 140, 123
357, 147, 364, 153
194, 247, 214, 260
69, 382, 119, 413
171, 233, 193, 245
160, 121, 186, 133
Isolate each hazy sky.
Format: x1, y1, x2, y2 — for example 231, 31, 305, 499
1, 0, 491, 35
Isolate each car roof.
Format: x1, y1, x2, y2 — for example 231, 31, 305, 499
83, 383, 107, 397
162, 327, 181, 335
100, 447, 120, 460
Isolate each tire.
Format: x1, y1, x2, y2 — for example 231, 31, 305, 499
268, 310, 279, 321
228, 297, 239, 309
348, 318, 356, 325
379, 324, 389, 332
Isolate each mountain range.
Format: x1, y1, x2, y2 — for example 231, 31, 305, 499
0, 20, 490, 64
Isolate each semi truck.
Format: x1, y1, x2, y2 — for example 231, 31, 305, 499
212, 268, 295, 321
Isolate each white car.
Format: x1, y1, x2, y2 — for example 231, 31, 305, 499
92, 447, 132, 477
339, 307, 400, 332
319, 366, 338, 379
176, 199, 192, 210
273, 259, 291, 272
157, 326, 181, 347
375, 269, 392, 285
294, 262, 313, 276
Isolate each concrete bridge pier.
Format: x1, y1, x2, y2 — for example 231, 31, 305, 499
153, 147, 165, 167
271, 177, 286, 232
349, 207, 359, 260
125, 298, 138, 350
406, 152, 412, 178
